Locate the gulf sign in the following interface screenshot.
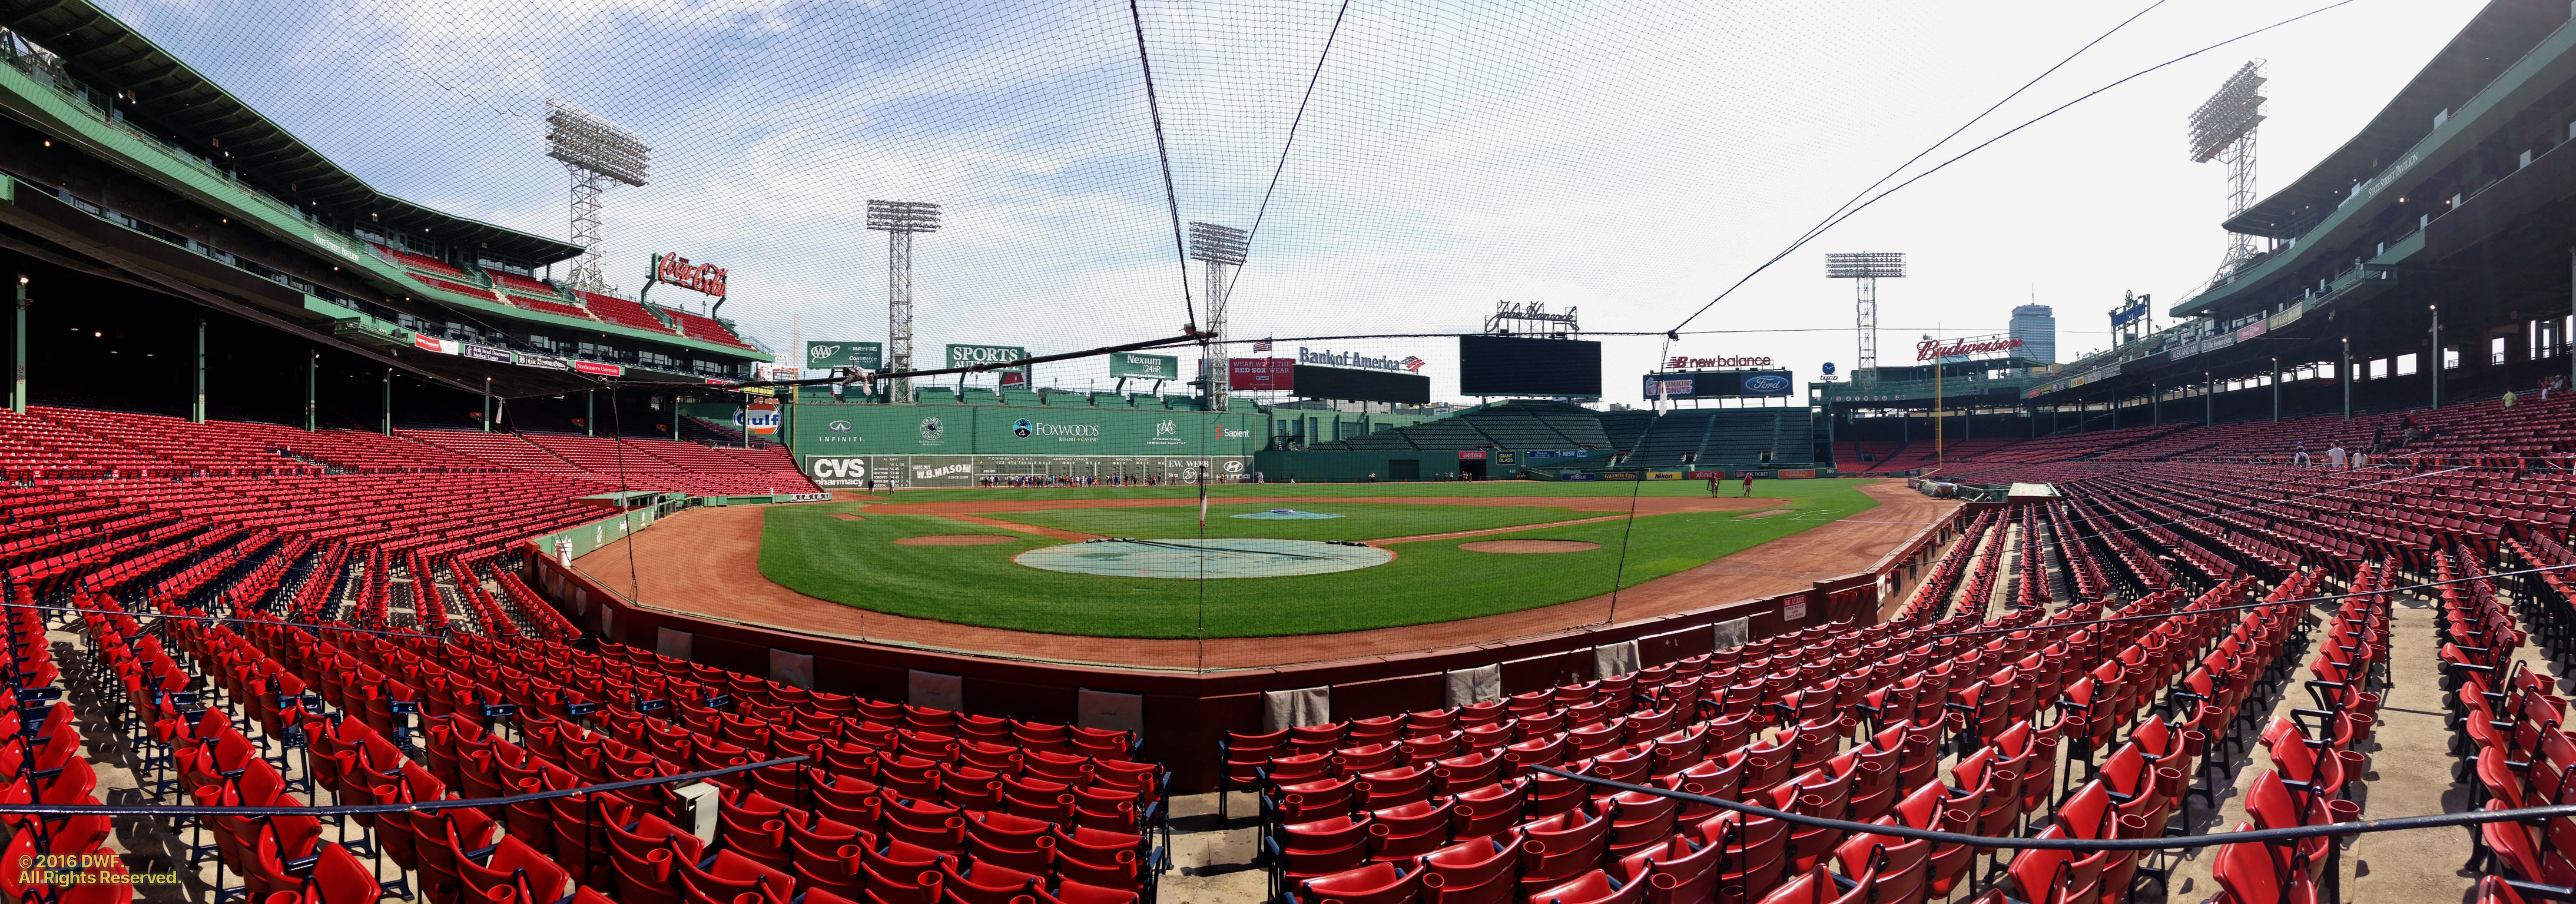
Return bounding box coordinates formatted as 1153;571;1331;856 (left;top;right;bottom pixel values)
737;401;781;436
654;253;728;297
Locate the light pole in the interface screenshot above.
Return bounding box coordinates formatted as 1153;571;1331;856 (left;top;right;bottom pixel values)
1188;222;1249;411
1827;252;1907;388
867;201;941;404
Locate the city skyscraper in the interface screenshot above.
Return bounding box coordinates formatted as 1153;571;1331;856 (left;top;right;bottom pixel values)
2010;303;2057;364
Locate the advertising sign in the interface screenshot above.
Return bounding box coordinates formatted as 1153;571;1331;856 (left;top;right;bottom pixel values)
805;341;883;370
572;360;622;377
652;253;728;297
1458;450;1488;460
1108;352;1181;380
1665;355;1774;368
738;401;781;436
947;344;1030;377
1229;358;1294;391
2110;298;2148;330
1643;370;1793;398
1298;347;1423;373
1915;336;2023;361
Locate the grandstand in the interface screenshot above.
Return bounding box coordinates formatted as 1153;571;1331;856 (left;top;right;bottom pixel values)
1598;407;1814;468
3;0;2576;902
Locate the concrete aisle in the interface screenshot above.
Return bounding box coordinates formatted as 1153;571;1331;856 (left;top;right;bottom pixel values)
2344;588;2479;902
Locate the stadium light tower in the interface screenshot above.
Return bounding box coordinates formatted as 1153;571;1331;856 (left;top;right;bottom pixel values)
867;201;941;404
1825;252;1906;387
543;101;650;293
1188;222;1249;409
2189;61;2267;285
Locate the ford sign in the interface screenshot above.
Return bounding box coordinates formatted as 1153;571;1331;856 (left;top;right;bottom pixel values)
1742;374;1792;394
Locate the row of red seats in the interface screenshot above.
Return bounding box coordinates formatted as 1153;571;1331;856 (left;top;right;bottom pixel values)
1271;572;2267;904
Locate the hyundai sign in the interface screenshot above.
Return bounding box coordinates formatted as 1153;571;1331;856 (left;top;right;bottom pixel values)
1642;369;1795;399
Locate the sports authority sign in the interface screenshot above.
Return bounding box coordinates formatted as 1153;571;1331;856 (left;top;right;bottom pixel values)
805;341;883;370
1916;336;2023;361
651;253;727;297
947;344;1030;377
1665;355;1773;368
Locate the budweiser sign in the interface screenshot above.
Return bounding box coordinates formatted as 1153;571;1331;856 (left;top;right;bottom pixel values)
653;253;728;297
1665;355;1773;368
1917;337;2023;361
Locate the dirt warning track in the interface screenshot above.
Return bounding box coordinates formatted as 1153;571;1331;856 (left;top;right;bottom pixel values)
573;480;1957;670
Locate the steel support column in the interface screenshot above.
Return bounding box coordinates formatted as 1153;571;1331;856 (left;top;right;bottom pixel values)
2431;305;2442;410
303;347;316;432
380;368;393;436
2342;339;2352;420
8;274;23;415
191;311;205;424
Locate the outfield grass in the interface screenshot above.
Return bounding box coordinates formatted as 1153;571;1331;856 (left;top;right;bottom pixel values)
757;478;1887;637
992;501;1600;541
876;477;1874;503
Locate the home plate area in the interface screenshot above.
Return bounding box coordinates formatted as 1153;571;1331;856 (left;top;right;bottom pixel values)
1013;537;1392;578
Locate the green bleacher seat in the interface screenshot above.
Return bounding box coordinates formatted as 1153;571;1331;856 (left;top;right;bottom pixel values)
1090;392;1129;407
914;387;960;404
960;388;1001;406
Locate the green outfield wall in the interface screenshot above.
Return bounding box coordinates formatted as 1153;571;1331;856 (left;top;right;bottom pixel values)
788;403;1269;488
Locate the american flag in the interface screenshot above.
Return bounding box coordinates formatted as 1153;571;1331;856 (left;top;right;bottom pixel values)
1252;337;1273;352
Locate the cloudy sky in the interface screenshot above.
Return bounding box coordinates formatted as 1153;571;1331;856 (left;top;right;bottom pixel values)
95;0;2488;403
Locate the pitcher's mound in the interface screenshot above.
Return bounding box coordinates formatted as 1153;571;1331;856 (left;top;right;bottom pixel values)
1460;540;1600;554
896;535;1016;546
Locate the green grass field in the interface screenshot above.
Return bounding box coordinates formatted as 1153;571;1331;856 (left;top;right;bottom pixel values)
996;501;1602;541
756;478;1885;638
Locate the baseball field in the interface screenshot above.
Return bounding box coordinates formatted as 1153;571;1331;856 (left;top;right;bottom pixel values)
751;478;1888;638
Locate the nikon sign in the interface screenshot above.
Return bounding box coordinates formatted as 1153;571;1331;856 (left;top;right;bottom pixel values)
947;344;1029;375
1108;352;1180;380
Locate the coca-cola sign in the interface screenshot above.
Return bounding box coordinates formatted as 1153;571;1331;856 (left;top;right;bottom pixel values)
652;253;728;297
1916;336;2023;361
